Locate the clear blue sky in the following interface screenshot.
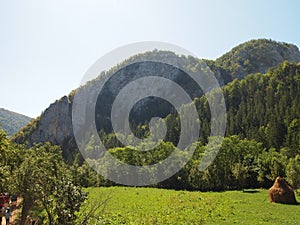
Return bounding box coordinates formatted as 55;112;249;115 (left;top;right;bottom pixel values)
1;0;300;118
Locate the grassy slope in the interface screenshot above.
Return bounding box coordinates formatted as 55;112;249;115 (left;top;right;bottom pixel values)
84;187;300;225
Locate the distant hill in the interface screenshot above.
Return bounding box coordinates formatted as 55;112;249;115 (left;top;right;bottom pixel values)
11;39;300;159
0;108;32;137
214;39;300;79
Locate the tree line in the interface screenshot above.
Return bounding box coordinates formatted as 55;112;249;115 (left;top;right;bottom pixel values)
78;135;300;192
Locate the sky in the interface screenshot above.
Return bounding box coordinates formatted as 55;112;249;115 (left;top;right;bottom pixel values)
1;0;300;118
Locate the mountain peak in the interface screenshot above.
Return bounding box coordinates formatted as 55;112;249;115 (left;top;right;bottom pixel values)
215;39;300;79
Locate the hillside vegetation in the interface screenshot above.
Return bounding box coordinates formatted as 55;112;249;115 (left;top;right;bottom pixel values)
73;62;300;191
12;39;300;158
215;39;300;79
0;108;32;137
9;39;300;191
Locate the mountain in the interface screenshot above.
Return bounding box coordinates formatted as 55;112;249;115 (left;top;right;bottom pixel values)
214;39;300;79
0;108;32;137
11;39;300;159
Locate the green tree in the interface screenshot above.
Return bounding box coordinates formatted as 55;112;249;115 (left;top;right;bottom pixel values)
286;154;300;189
0;129;10;192
286;119;300;154
13;143;87;225
257;148;287;184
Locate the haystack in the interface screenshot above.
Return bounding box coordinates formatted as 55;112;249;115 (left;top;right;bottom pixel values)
269;176;297;204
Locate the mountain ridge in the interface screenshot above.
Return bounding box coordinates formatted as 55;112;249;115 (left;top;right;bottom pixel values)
212;39;300;80
11;39;300;159
0;108;32;137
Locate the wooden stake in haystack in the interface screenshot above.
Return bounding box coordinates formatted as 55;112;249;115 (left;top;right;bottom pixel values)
269;176;297;204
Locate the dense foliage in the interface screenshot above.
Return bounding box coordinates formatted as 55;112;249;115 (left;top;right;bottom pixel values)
81;135;300;191
150;62;300;155
71;61;300;191
0;129;102;225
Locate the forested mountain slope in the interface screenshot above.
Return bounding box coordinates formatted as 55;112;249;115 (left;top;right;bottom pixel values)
11;39;300;161
0;108;32;137
196;61;300;154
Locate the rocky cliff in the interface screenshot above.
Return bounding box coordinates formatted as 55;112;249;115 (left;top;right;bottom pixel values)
11;39;300;158
11;96;73;149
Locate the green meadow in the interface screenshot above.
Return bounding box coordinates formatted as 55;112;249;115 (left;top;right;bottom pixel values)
83;187;300;225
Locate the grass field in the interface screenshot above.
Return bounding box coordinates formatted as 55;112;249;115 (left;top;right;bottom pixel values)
83;187;300;224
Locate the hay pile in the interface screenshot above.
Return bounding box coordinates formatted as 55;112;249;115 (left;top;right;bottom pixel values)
269;176;297;204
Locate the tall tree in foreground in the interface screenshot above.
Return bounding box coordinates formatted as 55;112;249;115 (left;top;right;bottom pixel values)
13;143;87;225
0;129;10;192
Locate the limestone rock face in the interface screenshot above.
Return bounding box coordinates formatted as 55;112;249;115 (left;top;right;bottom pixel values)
13;61;203;152
13;96;74;148
33;96;73;145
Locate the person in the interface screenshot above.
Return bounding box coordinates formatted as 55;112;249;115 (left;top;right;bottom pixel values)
1;206;5;224
5;206;11;225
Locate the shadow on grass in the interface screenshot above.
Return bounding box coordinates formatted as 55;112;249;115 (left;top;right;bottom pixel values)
242;189;260;194
272;201;300;206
